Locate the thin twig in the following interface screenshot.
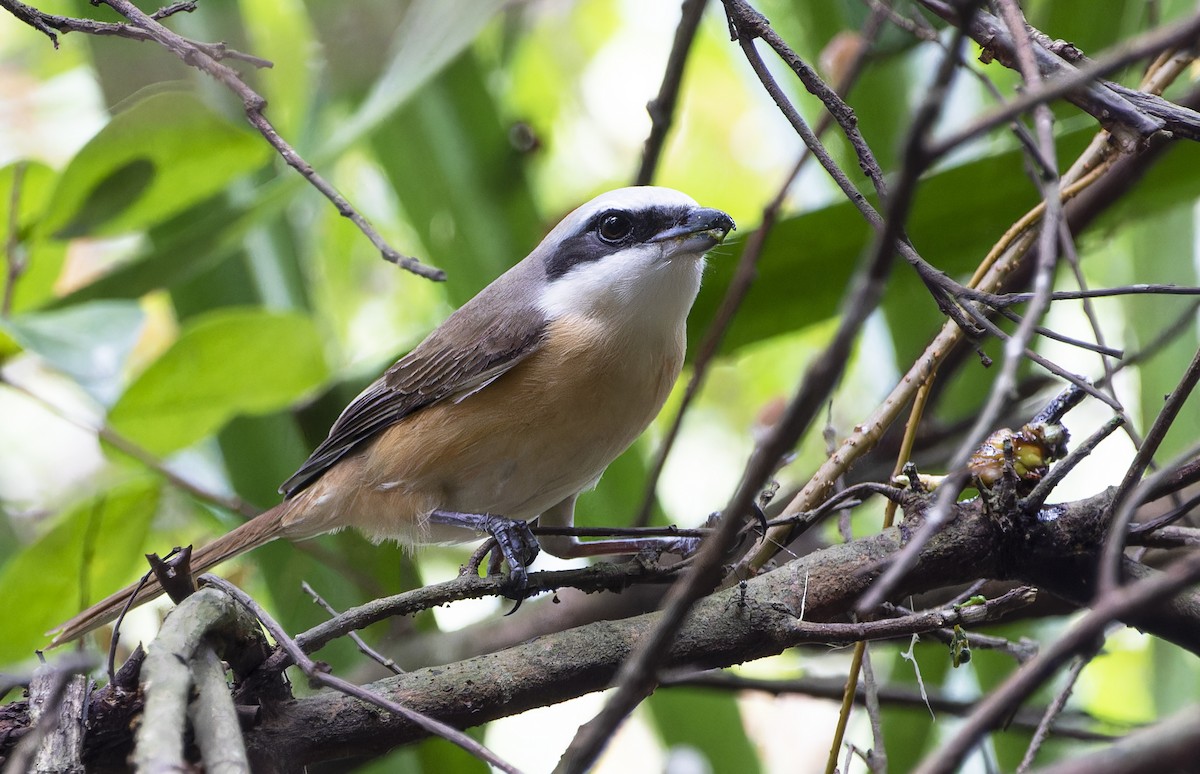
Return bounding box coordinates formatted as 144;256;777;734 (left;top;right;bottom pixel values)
919;3;1200;158
1100;346;1200;593
859;645;886;773
1021;416;1125;512
1016;656;1089;772
635;0;708;185
856;0;1078;614
300;581;403;675
0;0;262;64
275;558;687;666
77;0;442;280
636;3;892;527
912;550;1200;774
557;8;930;770
659;670;1114;741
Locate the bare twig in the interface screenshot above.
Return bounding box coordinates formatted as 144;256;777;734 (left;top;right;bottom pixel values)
557;6;938;768
635;0;708;185
1100;346;1200;592
271;558;686;667
0;0;262;64
884;599;1040;663
1032;705;1200;774
636;3;891;527
912;550;1200;774
1021;416;1125;512
858;0;1071;616
1016;656;1089;772
300;581;403;675
859;646;886;773
919;2;1200;157
660;670;1113;741
3;0;443;280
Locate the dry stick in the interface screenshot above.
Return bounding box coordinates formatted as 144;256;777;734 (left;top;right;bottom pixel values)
635;3;891;527
852;0;1200;612
272;558;686;669
1020;416;1125;512
635;0;708;186
1099;344;1200;593
1;0;183;47
1033;705;1200;774
0;0;269;66
1131;489;1200;536
884;600;1039;663
727;0;891;200
555;6;914;769
919;3;1200;160
1015;656;1089;773
960;160;1113;291
993;284;1200;305
725;0;969;317
860;0;1072;614
1133;525;1200;548
991;304;1122;357
825;373;936;774
150;2;198;21
1057;213;1121;405
660;671;1114;741
776;0;985;632
741;219;1024;577
300;581;403;675
732;0;977;574
88;0;442;280
912;550;1200;774
200;575;521;774
859;645;886;773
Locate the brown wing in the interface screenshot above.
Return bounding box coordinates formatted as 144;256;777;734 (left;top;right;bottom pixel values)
280;301;547;497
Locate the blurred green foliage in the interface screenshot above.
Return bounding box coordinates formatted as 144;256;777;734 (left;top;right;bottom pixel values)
1;0;1199;771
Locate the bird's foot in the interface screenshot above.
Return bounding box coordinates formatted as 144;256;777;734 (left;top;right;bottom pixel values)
429;510;540;600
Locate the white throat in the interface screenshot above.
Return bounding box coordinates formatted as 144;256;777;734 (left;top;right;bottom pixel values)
536;246;706;337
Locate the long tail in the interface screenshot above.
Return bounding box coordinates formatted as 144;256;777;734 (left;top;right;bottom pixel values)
50;504;289;646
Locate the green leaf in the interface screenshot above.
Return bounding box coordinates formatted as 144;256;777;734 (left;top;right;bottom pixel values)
648;686;761;774
52;158;155;238
41;89;268;238
0;478;160;667
0;161;65;313
107;308;329;455
372;52;541;304
323;0;510;160
0;301;144;405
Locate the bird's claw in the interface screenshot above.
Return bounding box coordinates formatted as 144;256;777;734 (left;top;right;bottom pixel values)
480;514;539;605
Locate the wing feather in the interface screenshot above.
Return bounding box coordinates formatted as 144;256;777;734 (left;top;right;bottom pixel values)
280;301;546;497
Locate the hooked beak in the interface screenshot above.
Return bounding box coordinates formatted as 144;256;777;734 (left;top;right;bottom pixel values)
650;207;736;253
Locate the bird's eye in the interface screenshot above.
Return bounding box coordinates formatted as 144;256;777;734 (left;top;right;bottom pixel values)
597;212;634;243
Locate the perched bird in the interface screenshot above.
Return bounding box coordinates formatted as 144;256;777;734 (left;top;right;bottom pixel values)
53;186;734;644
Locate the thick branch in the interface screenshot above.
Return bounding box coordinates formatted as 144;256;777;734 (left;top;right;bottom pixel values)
226;489;1200;767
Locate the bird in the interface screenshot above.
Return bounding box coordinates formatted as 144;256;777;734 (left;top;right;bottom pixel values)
52;186;735;644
